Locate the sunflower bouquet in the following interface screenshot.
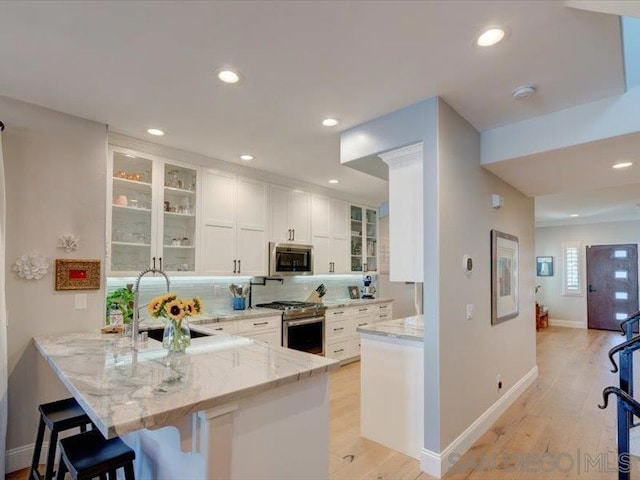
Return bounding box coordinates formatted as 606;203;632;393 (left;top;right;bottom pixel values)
147;293;203;352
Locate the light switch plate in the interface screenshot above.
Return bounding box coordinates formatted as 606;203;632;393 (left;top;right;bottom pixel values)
466;304;473;320
74;293;88;310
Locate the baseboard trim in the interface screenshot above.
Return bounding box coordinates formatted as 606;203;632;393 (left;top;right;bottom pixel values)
548;319;584;329
5;441;46;474
420;365;539;478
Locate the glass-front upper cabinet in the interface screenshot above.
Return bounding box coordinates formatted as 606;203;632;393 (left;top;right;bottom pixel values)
160;163;197;273
350;205;378;273
109;151;154;273
107;148;199;275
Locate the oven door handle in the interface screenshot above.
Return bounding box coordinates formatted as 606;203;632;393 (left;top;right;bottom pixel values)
285;317;324;327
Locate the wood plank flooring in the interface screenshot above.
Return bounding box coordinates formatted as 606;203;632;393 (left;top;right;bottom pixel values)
7;327;631;479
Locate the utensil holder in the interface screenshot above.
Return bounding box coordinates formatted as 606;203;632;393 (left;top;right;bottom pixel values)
232;297;246;310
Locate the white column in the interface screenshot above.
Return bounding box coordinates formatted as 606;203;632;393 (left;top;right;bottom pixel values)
198;403;238;480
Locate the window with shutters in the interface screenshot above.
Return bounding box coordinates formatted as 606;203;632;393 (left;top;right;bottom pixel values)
562;242;582;296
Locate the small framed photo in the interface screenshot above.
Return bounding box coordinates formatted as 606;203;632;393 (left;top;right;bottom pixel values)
536;256;554;277
348;285;360;299
55;259;101;291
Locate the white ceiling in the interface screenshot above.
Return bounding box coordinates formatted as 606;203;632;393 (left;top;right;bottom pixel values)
0;1;625;206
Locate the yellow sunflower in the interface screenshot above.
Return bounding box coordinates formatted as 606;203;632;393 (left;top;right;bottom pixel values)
182;299;195;317
163;292;177;303
192;296;203;314
147;296;164;316
165;299;184;321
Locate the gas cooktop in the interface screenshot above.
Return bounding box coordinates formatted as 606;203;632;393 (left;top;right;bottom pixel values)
256;301;320;311
256;301;326;320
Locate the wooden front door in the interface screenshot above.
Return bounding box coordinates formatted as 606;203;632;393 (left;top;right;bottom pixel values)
587;244;639;331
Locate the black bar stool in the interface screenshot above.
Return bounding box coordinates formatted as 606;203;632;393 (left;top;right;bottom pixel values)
30;397;93;480
56;429;135;480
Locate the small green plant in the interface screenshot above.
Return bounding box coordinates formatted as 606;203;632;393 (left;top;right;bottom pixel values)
106;284;134;324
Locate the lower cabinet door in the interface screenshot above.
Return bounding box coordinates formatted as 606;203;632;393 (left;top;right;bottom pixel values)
326;340;351;360
244;329;281;346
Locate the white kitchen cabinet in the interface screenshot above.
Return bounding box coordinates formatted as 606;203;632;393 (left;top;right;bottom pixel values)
201;170;268;276
238;315;282;346
270;186;311;244
324;301;393;361
379;143;423;282
350;205;378;273
107;147;200;275
311;196;349;274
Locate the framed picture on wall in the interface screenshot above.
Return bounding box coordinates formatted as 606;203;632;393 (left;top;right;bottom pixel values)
536;256;554;277
491;230;519;325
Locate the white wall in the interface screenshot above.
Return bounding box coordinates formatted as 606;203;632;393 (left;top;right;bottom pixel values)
436;99;536;449
535;220;640;328
0;95;107;470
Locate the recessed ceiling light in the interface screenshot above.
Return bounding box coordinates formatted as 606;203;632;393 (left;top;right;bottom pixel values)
240;154;254;161
570;214;580;218
328;179;339;184
322;118;339;127
613;162;633;169
217;69;242;84
475;27;507;47
512;85;536;100
147;128;165;136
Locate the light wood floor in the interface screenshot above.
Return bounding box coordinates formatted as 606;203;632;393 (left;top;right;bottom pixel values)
7;327;631;479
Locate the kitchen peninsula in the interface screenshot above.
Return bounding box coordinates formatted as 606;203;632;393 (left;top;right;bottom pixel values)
358;316;424;459
34;330;339;480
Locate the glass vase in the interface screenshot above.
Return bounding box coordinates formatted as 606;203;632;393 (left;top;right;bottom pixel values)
162;318;191;353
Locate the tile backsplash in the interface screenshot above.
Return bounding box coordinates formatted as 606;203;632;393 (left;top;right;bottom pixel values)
106;274;376;319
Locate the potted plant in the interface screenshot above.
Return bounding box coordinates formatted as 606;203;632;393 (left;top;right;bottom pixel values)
105;284;134;324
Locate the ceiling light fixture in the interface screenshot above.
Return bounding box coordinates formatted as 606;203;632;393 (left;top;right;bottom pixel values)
217;69;242;84
147;128;165;136
475;27;507;47
613;162;633;169
322;118;339;127
570;214;580;218
512;85;536;100
328;179;339;184
240;154;254;161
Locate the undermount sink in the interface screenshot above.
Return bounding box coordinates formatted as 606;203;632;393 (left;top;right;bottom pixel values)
144;327;210;342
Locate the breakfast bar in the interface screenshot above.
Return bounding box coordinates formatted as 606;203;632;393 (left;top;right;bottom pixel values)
34;331;339;480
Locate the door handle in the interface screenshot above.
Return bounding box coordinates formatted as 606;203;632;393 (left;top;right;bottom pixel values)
237;259;241;274
588;284;596;293
233;259;237;274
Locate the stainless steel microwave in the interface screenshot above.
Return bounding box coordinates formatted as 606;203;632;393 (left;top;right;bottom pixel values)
269;242;314;276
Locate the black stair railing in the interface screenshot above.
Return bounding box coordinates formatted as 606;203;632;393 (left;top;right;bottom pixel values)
599;387;640;480
620;311;640;341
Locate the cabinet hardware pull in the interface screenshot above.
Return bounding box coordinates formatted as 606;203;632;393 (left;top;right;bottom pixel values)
292;229;295;241
334;327;344;331
359;308;367;312
335;312;343;315
254;321;269;326
238;259;241;274
358;323;367;326
288;229;292;241
158;257;163;271
152;257;156;269
214;327;223;331
334;348;344;353
380;305;388;309
233;260;237;274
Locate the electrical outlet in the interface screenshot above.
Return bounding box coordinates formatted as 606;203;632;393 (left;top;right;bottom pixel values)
303;281;309;290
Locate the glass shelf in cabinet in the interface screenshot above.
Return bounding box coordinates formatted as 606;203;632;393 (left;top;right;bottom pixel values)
164;186;196;195
112;205;152;213
111;241;152;247
113;177;152;188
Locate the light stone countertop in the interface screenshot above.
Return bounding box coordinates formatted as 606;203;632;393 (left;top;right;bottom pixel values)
322;298;394;308
357;315;424;342
34;331;339;439
138;307;283;330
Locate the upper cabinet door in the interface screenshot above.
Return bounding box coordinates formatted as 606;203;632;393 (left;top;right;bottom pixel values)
108;149;155;274
311;195;330;238
202;170;237;227
330;237;349;274
237;178;268;231
313;236;330;274
160;162;198;273
329;199;349;239
270;186;290;242
289;189;310;244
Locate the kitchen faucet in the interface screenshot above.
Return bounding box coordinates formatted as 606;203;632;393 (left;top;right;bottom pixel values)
132;257;171;343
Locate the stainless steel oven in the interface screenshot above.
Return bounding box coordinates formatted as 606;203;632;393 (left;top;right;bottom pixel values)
255;301;326;355
269;242;313;276
283;316;325;356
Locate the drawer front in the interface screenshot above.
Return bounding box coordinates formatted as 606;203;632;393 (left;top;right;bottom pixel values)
326;318;350;342
238;315;281;334
378;302;393;314
354;305;373;316
244;329;281;346
206;321;239;334
327;308;352;322
325;340;351;361
352;316;372;332
378;312;392;323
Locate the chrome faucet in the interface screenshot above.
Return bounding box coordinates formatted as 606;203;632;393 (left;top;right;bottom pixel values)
132;257;171;343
